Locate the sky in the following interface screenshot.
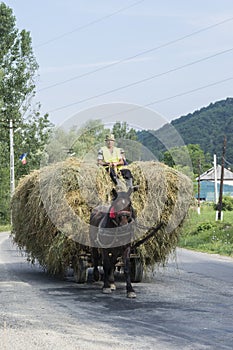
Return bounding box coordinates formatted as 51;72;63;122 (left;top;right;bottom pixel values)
3;0;233;131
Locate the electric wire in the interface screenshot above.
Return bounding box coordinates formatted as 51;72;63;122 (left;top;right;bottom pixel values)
39;16;233;92
48;47;233;112
112;76;233;120
35;0;145;48
223;157;233;167
144;77;233;108
48;76;233;123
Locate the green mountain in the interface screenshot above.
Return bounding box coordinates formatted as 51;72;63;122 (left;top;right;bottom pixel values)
137;97;233;166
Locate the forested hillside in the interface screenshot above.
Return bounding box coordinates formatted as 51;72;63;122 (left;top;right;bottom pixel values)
137;98;233;166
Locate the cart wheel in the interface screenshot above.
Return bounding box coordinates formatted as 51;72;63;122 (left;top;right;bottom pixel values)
130;256;143;283
73;258;88;283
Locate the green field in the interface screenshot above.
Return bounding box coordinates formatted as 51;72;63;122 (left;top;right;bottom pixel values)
179;203;233;257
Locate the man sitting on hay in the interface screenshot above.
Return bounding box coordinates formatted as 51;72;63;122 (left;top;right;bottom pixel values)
97;134;136;190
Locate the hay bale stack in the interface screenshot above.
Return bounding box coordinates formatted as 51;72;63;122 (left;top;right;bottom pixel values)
128;161;193;266
11;158;193;275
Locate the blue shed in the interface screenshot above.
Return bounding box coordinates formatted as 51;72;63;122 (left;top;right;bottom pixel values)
196;165;233;201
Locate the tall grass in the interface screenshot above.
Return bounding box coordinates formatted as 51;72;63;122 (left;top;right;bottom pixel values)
179;203;233;257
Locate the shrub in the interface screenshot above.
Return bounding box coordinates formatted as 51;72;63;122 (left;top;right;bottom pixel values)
197;222;215;232
213;196;233;211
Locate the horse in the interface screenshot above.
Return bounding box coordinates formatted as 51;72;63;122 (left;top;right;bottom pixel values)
89;187;137;298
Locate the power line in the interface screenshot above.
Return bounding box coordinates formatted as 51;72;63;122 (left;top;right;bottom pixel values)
223;157;233;167
35;0;145;48
91;76;233;121
82;76;233;121
48;47;233;112
145;76;233;107
39;15;233;92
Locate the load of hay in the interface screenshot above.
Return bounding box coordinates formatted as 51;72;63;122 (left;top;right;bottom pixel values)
11;158;193;276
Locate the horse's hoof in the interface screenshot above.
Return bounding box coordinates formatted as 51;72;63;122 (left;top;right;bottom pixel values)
110;283;116;291
102;287;112;294
127;291;136;298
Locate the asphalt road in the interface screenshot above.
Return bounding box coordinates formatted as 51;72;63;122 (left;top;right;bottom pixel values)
0;231;232;350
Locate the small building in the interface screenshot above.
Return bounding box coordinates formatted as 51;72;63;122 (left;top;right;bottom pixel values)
196;165;233;201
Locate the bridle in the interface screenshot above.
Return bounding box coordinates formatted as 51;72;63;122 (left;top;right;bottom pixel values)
95;204;134;248
109;206;133;226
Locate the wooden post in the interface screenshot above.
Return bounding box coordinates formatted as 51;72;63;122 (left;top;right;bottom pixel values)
197;159;201;214
9;119;15;197
213;154;218;204
217;136;226;221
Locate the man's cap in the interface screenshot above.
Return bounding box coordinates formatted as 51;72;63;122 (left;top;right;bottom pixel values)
105;134;115;141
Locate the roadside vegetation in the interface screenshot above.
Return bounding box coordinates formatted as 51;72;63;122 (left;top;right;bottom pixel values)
0;225;11;232
179;197;233;257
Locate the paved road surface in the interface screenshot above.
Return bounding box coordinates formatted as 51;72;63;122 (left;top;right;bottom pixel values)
0;232;232;350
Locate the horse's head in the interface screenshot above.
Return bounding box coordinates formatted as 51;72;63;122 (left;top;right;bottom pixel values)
109;188;136;226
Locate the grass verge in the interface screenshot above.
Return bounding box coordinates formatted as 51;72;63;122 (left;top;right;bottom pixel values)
179;203;233;257
0;225;11;232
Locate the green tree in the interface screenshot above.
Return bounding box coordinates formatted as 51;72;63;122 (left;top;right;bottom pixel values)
138;98;233;165
14;110;53;178
45;120;141;166
187;144;211;175
112;121;137;140
0;3;53;223
0;3;38;122
112;121;144;163
44;120;110;164
74;119;110;158
163;144;212;177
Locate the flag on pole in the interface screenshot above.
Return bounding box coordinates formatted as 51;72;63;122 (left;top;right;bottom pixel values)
19;153;28;165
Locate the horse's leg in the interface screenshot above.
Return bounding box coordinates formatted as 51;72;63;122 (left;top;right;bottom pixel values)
92;248;100;281
89;221;101;282
102;249;112;294
123;246;136;298
108;252;117;291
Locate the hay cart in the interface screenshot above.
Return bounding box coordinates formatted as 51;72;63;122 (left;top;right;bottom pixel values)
11;159;193;282
71;223;164;284
72;250;144;284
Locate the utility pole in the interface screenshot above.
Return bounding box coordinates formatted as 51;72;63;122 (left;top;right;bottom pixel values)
197;159;201;214
9;119;15;197
217;136;226;221
213;154;218;204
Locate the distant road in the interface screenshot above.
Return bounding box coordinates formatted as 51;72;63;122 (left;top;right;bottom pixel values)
174;247;233;282
0;232;232;350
